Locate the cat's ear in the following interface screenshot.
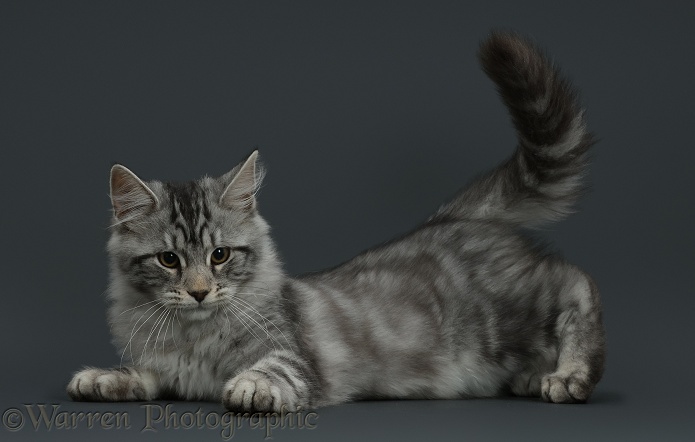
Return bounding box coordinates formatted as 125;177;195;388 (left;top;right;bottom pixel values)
219;150;263;212
110;164;159;222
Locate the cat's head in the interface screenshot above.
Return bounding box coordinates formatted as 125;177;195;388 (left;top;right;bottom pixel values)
106;151;282;321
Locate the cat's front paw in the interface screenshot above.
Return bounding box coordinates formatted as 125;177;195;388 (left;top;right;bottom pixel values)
67;367;156;402
222;370;298;413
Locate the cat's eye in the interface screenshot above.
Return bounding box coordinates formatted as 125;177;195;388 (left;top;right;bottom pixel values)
158;251;180;268
210;247;231;265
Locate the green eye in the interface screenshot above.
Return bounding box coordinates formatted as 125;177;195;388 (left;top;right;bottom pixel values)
158;251;180;268
211;247;230;265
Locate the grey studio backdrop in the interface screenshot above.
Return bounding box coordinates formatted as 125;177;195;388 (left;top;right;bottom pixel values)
1;1;693;441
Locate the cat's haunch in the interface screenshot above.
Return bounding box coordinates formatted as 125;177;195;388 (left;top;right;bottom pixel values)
68;32;605;410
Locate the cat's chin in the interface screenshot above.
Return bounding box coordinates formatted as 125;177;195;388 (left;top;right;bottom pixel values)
179;306;215;321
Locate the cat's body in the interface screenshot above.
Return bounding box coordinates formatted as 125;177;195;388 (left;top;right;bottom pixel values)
68;32;605;410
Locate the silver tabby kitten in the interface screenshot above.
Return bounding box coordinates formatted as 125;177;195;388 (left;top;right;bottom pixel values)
68;32;605;410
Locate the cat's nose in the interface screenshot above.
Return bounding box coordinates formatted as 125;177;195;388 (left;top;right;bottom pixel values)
188;290;209;303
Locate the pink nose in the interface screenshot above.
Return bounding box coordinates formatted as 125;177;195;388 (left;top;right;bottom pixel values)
188;290;209;303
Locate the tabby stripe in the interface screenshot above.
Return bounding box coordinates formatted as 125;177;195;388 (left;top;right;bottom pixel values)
264;362;302;391
198;222;208;247
169;199;178;223
273;354;303;372
279;282;323;396
174;222;189;243
201;198;212;221
249;368;298;393
130;254;155;268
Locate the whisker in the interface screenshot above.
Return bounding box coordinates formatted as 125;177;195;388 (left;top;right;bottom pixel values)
162;309;174;352
117;299;160;317
139;307;168;366
221;307;233;340
171;310;180;349
224;305;274;351
228;298;310;385
175;308;183;329
230;286;278;294
229;296;294;352
235;285;276;294
225;304;268;346
227;298;288;353
153;309;170;368
218;288;275;299
128;301;163;328
121;303;165;367
229;291;275;299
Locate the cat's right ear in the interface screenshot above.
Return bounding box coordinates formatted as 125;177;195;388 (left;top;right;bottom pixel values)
219;150;263;213
110;164;159;223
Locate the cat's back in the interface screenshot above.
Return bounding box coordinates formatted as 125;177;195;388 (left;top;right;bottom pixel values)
299;218;545;300
286;220;553;404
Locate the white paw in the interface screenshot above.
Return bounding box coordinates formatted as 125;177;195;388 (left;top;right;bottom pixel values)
67;367;153;401
222;370;297;412
541;372;592;403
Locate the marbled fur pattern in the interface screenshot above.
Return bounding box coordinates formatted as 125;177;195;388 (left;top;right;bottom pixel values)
68;32;605;410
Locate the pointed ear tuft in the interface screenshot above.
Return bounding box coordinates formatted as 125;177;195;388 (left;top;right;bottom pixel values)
219;150;263;212
110;164;159;222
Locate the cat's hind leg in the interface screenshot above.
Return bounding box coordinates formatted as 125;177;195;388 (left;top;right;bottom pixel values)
67;366;159;401
541;269;605;403
508;347;558;398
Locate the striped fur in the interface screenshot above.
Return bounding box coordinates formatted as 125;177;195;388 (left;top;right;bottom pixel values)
435;32;594;227
68;32;605;410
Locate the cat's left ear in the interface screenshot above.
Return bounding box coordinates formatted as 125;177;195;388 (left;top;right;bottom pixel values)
110;164;159;223
219;150;263;212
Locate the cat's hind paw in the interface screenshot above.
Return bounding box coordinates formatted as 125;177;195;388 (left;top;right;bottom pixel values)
541;372;593;404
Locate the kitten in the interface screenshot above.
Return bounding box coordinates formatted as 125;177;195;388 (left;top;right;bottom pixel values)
67;32;605;411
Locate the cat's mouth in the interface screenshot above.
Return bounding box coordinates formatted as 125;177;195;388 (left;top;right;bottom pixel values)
174;302;217;320
171;298;230;319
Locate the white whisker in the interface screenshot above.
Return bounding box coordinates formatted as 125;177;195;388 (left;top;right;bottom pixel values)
139;307;168;366
117;299;159;317
224;305;274;351
162;309;174;352
120;302;165;367
229;296;294;352
153;309;171;368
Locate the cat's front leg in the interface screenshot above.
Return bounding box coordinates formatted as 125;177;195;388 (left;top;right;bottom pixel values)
67;366;159;401
223;351;312;412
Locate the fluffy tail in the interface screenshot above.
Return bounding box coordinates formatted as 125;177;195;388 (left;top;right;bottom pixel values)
434;32;594;227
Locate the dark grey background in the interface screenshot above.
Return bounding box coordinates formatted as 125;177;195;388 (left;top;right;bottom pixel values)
1;1;693;441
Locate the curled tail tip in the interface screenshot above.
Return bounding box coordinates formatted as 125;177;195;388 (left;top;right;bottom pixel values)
478;31;533;59
477;31;572;109
479;31;589;150
478;31;547;79
434;32;596;227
